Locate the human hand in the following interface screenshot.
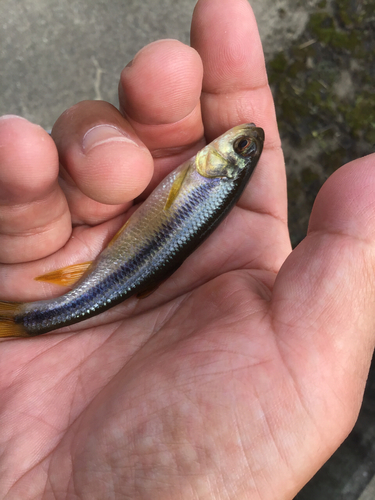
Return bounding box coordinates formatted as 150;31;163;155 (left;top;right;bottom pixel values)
1;0;375;498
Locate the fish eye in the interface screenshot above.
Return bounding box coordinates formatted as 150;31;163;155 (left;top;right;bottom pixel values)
234;137;257;157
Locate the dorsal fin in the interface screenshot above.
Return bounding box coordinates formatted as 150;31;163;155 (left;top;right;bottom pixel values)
107;218;131;247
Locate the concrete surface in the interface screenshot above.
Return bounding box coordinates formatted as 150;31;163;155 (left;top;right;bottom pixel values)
0;0;196;128
1;1;374;499
358;474;375;500
0;0;318;129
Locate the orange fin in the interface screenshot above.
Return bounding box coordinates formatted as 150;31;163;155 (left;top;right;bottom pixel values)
164;164;190;211
35;262;92;287
0;301;29;338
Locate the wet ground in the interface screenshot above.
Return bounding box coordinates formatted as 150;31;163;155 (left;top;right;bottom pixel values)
1;0;375;498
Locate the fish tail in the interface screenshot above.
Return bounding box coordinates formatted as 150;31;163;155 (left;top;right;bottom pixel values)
0;301;29;338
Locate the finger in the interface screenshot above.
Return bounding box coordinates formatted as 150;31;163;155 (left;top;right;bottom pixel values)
0;115;71;263
191;0;289;246
191;0;278;142
272;154;375;448
52;100;154;225
119;39;205;195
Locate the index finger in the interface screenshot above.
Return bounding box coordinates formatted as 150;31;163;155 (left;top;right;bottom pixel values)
191;0;288;229
191;0;276;142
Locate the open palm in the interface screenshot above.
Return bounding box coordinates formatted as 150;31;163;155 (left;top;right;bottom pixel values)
1;0;375;498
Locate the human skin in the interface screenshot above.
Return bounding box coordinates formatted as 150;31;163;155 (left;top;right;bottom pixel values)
0;0;375;498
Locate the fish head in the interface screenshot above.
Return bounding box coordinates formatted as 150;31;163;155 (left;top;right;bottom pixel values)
195;123;264;179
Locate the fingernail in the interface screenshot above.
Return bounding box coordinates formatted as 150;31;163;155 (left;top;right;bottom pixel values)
82;125;139;153
0;114;29;123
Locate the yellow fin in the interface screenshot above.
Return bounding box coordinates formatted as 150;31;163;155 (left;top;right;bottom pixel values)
35;262;92;287
0;302;28;338
164;164;190;211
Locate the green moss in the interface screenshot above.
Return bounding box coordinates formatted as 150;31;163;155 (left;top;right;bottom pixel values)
268;52;288;76
335;0;368;27
319;148;347;176
345;93;375;143
267;0;374;245
301;168;321;188
309;12;360;49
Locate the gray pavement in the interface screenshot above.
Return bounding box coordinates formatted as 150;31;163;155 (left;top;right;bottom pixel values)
1;1;374;499
0;0;196;128
0;0;314;129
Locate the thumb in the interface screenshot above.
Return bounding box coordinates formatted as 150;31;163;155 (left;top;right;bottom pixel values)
272;153;375;447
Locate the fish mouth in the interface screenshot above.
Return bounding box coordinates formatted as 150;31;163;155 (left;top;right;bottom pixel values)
253;126;265;142
244;124;265;157
239;123;265;143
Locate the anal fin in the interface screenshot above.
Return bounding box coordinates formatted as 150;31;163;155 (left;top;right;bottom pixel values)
136;282;161;299
136;261;183;299
35;262;92;287
108;218;131;247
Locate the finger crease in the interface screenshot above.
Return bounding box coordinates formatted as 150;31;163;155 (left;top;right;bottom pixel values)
151;139;205;159
236;204;288;227
201;81;269;97
1;212;68;239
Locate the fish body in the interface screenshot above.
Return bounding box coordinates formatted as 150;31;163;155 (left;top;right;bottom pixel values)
0;124;264;337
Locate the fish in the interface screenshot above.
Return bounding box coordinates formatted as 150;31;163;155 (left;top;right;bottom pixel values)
0;123;264;338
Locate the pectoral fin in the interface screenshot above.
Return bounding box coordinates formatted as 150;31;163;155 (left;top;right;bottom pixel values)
164;164;190;211
35;262;93;287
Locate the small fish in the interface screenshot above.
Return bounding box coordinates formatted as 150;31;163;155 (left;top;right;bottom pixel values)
0;123;264;337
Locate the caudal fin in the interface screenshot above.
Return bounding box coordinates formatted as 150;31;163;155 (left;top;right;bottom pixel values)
0;302;28;338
